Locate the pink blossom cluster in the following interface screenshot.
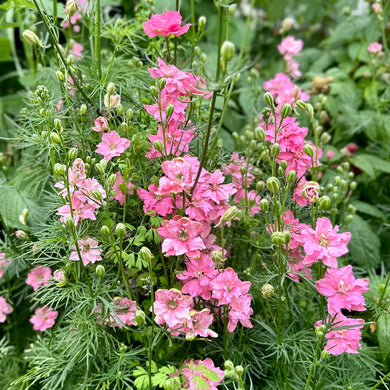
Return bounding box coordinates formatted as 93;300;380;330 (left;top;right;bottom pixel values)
263;73;309;107
0;296;13;322
0;253;11;278
56;158;106;226
30;306;58;331
277;36;303;78
259;114;322;180
144;58;211;159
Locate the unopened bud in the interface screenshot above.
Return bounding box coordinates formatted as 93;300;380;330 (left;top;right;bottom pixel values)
221;41;235;62
256;181;265;192
139;246;153;263
260;198;269;212
255;127;265;141
126;108;134;121
235;365;244;375
270;143;281;158
108;173;117;187
319;195;331;210
220;206;240;223
66;0;77;17
22;30;41;46
211;250;224;265
266;177;280;194
165;104;174;118
149;86;159;98
264;92;275;108
158;78;166;90
79;104;87;115
121;122;128;133
65;217;75;229
54;269;67;287
54;118;62;130
296;100;307;110
350;181;357;190
304;144;314;158
100;225;110;236
198;16;206;29
68;148;78;160
271;231;285;245
135;309;146;326
96;265;105;276
321;350;329;359
54;163;65;177
115;223;126;237
107;82;116;96
91;189;103;200
153;140;163;152
56;70;65;81
261;284;274;298
228;4;237;14
116;104;124;116
283;230;291;245
280;103;291;119
345;214;353;224
224;360;234;370
15;230;28;240
286;170;297;183
50;132;61;143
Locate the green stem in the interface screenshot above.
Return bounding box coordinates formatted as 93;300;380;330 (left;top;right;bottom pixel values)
216;5;224;81
95;0;102;81
304;339;321;390
52;0;57;26
370;371;390;390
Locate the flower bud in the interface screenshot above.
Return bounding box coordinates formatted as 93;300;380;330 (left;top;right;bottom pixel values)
165;104;174;118
277;167;284;176
68;148;78;160
221;41;235;62
65;217;75;229
66;0;77;17
107;82;116;96
116;104;124;116
135;309;146;326
296;100;307;110
280;103;291;119
198;16;206;29
15;230;28;240
271;231;285;245
261;283;274;298
79;104;87;115
115;223;126;237
283;230;291;245
266;177;280;194
91;189;103;200
108;173;117;187
54;118;62;130
121;122;128;133
54;163;65;177
332;193;339;201
153;140;163;152
303;144;314;158
256;181;265;192
50;132;61;143
211;250;224;265
220;206;240;223
96;265;105;276
270;143;281;158
319;195;331;210
224;360;234;370
228;4;237;14
149;86;159;98
255;127;265;141
56;70;65;81
158;78;166;90
302;181;320;203
345;214;353;224
100;225;110;236
260;198;269;212
22;30;41;46
139;246;153;263
321;350;329;360
235;365;244;375
286;170;297;184
54;269;67;287
126;108;134;121
263;92;275;108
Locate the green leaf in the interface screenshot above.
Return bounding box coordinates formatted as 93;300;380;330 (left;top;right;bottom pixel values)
350;154;390;178
0;0;34;10
350;200;384;219
132;366;147;378
134;375;149;390
348;214;380;269
123;252;135;268
192;375;210;389
377;313;390;354
0;36;11;61
151;372;168;387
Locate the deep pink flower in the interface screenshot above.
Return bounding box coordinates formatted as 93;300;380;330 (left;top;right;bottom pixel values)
278;36;303;60
92;116;109;132
316;265;369;315
143;11;190;37
158;215;205;258
228;293;253;332
95;131;130;162
30;306;58;331
69;237;102;266
0;297;13;322
200;169;236;204
153;288;193;328
300;217;351;267
211;267;251;305
26;266;52;291
137;183;175;216
323;313;364;355
111;172;135;205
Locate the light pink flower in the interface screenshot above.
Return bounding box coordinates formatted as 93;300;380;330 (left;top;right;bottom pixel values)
70;41;84;57
368;42;382;54
111;172;135;205
0;253;11;278
26;266;52;291
211;267;251;305
182;358;224;390
326;150;335;159
300;218;351;268
301;181;320;203
69;237;102;266
92;116;109;132
95;131;131;162
228;293;253;332
323;313;364;355
137;183;175;216
104;93;121;109
57;196;96;226
0;297;13;323
158;215;205;258
153;288;193;328
53;269;67;285
372;2;382;14
110;298;138;328
181;308;218;339
278;36;303;60
286;58;301;78
316;265;369;315
30;306;58;331
142;10;190;37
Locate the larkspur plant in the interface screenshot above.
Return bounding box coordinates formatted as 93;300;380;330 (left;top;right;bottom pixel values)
0;0;389;389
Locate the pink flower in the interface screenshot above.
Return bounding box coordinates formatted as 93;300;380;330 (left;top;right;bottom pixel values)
57;196;96;226
111;172;135;205
110;298;138;328
137;183;175;216
368;42;382;54
182;358;224;390
30;306;58;331
157;216;205;258
341;142;358;157
104;93;121;108
182;308;218;339
228;294;253;332
316;265;369;315
278;36;303;60
95;131;131;162
26;266;52;291
211;267;251;305
0;297;13;323
143;11;190;37
301;181;320;203
92;116;109;132
286;58;301;78
70;41;84;57
372;2;382;14
69;237;102;266
53;269;67;286
300;217;351;267
324;313;364;355
326;150;335;159
153;288;193;327
0;253;11;278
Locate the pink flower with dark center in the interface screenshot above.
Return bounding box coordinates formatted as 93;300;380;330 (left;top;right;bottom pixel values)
300;217;351;268
143;11;190;37
95;131;130;162
69;237;102;266
227;293;253;332
177;254;218;300
158;215;205;258
111;172;135;205
0;253;11;278
153;288;193;327
26;266;52;291
30;306;58;331
323;313;364;355
92;116;109;132
278;36;303;60
316;265;369;315
211;267;251;305
137;183;175;217
110;298;138;328
0;297;13;323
